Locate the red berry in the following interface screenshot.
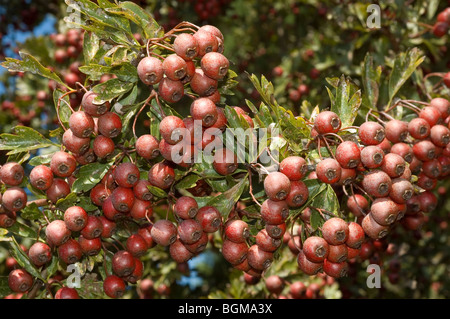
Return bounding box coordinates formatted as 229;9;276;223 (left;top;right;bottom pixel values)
30;165;54;191
98;112;122;138
359;121;385;145
408;118;430;139
151;220;177;246
360;145;384;168
78;236;102;256
316;158;342;184
50;151;77;178
136;135;159;159
314;111;341;134
247;244;273;271
419;106;442;127
174;196;198;220
190;98;218;128
286;181;309;208
8;269;33;293
195;206;222;233
93;135;115;159
58;239;82;264
113;162;140;188
46;179;71;204
200;52;229;80
264;172;291;201
173;33;198;60
362;213;389;239
103;275;126;299
158;78;184;103
303;236;329;263
69;111;94;138
55;287;79;299
64;206;88;232
297;250;323;275
81;91;110;117
112;250;135;277
221;239;248;265
322;218;349;245
148;162;175;189
28;242;52;267
190;68;218;96
137;56;163;85
279;156;307;181
362;170;392;198
111;187;135;213
260;199;289;225
336;141;361;168
0;162;24;186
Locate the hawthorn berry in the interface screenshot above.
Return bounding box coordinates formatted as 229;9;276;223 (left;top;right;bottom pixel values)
0;162;24;186
316;158;342;184
359;121;385;145
314;111;341;134
137;56;164;85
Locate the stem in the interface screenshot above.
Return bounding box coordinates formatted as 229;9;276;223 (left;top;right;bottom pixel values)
133;92;155;139
323;133;344;144
352;183;374;203
247;169;262;208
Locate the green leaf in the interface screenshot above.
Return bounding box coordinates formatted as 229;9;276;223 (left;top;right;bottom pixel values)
362;53;381;110
28;153;55;166
116;1;163;39
0;126;58;155
175;174;201;190
83;32;100;65
387;48;425;108
53;89;71;129
21;203;43;221
79;62;138;83
310;209;323;231
92;78;134;103
72;162;113;193
1;52;69;90
45;256;60;280
9;237;44;281
206;176;249;218
0;277;13;298
310;184;340;216
330;75;362;128
7;221;38;239
147;185;168;199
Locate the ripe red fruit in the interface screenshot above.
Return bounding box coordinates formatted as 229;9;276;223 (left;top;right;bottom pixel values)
1;187;27;212
335;141;361;169
99;216;116;238
124;258;144;284
81;91;110;117
286;181;309;208
173;33;198;60
46;179;71;203
101;198;123;222
129;198;152;221
265;275;284;295
111;187;135;213
55;287;79;299
419;106;442;127
264;172;291;201
417;191;437;213
28;242;52;267
193;30;218;57
50;151;77;178
430;98;450;118
417;172;437;190
177;219;203;245
266;223;286;239
126;234;149;257
183;231;208;254
432;22;449;37
112;250;136;277
327;244;348;263
279;156;307;181
103;275;126;299
148;162;175;189
303;236;329;263
136;135;159;159
255;229;281;252
58;239;82;264
90;184;111;207
430;125;450;147
190;98;218;128
347;194;369;217
323;259;348;278
8;269;33;293
80;215;103;239
69;111;94;138
137;56;164;85
163;54;188;81
316;158;342;184
322;218;349;245
64;206;88;232
151;220;177;246
195;206;222;233
360;145;384;168
45;220;71;246
159;115;186;145
201;52;229;80
170;240;193;263
158;77;184;103
381;153;406;178
297;250;323;275
137;224;155;248
390;178;414;204
213;148;238;175
190;68;218;96
362;213;389;239
260;199;289;225
346;222;365;249
314;111;341;134
385;120;409;143
0;162;24;186
412;140;436;161
371;198;400;226
408;118;431;140
98;112;122;138
174;196;198;220
362;170;392;198
222;239;248;265
93;135;115;159
359;121;385;145
247;244;273;271
78;236;102;256
63;129;90;155
113;163;140;188
30;165;54;191
224;219;249;243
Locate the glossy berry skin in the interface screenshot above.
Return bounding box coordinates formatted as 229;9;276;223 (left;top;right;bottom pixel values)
336;141;361;168
190;68;218;97
163;54;187;81
430;98;450;118
81;91;110;117
347;194;369;217
362;213;389;239
323;260;348;278
256;229;281;252
129;198;152;221
303;236;329;263
137;56;163;85
316;158;342;184
419;106;442;127
174;196;198;220
201;52;229;80
370;198;399;226
64;206;88;232
173;33;198;60
314;111;341;134
93;135;115;159
28;242;52;267
327;244;348;263
55;287;79;299
360;145;384;168
90;184;111;207
58;239;82;264
111;187;135;213
99;216;116;238
184;231;208;255
412;140;436;162
131;180;153;202
159;115;186;145
322;218;349;245
195;206;222;233
80;216;103;239
98;112;122;138
381;153;406;178
359;121;385;145
0;162;24;186
177;219;203;245
8;269;33;293
103;275;126;299
151;220;177;246
222;240;248;265
112;250;135;277
286;181;309;208
362;170;392;198
45;220;71;246
124;258;144;284
1;187;27;212
279;156;307;181
170;240;193;264
62;129;90;155
158;78;184;104
260;199;289;225
46;179;71;204
247;244;273;271
213;148;238;176
136;135;160;160
346;222;365;249
297;250;323;276
148;162;175;190
224;220;249;243
408;118;430;140
113;163;140;188
78;236;102;256
50;151;77;178
30;165;54;191
190;98;218;128
193;30;218;57
264;172;291;201
126;234;149;257
430;125;450;147
69;111;94;138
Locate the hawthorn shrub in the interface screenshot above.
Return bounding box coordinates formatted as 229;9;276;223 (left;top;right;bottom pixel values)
0;0;449;299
